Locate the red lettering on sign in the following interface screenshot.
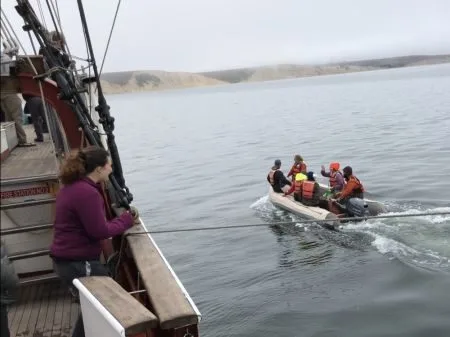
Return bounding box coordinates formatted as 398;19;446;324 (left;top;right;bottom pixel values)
0;186;50;199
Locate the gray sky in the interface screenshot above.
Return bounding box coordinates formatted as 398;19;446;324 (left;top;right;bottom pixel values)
2;0;450;72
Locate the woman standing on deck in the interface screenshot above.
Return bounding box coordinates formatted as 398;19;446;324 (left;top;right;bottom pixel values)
50;146;139;337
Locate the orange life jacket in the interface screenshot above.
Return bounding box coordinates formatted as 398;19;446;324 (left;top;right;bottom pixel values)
290;162;307;178
348;175;365;197
294;180;303;194
268;169;278;185
329;170;343;188
302;181;315;200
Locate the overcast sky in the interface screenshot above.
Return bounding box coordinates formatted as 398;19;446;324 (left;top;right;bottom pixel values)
2;0;450;72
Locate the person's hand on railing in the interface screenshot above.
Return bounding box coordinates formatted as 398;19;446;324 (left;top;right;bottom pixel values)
129;206;140;225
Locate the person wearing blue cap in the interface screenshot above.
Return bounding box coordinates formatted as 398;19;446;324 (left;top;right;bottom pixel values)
267;159;292;193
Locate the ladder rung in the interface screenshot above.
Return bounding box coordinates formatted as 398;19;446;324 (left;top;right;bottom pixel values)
1;223;53;236
0;198;56;210
19;272;59;286
9;249;50;261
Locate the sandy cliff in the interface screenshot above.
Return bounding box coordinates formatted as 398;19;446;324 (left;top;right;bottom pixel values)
100;54;450;94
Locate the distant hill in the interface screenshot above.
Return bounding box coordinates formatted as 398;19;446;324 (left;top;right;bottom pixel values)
100;70;225;94
100;54;450;94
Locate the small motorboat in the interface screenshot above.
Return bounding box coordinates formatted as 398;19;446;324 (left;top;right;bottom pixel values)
268;183;386;230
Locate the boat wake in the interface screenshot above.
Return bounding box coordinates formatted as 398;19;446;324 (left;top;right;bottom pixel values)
250;195;450;271
344;205;450;271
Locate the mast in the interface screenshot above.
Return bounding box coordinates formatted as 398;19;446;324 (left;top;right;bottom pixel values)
14;0;133;209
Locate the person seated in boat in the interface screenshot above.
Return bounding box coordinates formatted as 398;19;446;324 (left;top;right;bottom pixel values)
267;159;292;193
334;166;367;217
287;155;307;182
283;172;307;201
49;146;140;337
321;162;345;194
300;171;321;207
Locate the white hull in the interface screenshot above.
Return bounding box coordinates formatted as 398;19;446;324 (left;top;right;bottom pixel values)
268;183;386;228
268;187;338;224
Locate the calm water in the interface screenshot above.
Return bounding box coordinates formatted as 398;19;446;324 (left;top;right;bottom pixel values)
108;63;450;337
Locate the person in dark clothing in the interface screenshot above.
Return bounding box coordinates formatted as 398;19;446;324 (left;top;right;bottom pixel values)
267;159;292;193
1;240;19;337
23;94;49;142
50;146;139;337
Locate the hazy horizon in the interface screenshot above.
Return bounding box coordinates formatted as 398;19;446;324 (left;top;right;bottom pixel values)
2;0;450;73
100;53;450;74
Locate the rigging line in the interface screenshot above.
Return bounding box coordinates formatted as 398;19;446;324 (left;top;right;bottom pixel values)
0;11;18;50
0;22;11;45
16;1;102;143
1;6;55;146
125;211;450;235
26;29;37;54
98;0;122;78
44;0;58;32
52;0;61;25
48;0;69;57
1;16;17;48
77;0;133;207
36;0;47;29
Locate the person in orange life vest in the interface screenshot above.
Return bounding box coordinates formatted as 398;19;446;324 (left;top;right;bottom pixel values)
321;162;345;193
283;173;307;201
301;171;321;206
287;155;307;182
335;166;365;203
267;159;292;193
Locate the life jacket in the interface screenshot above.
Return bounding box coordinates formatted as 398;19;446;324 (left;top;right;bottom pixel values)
294;179;303;194
268;169;278;186
290;162;307;178
302;181;315;200
329;170;343;188
348;175;365;198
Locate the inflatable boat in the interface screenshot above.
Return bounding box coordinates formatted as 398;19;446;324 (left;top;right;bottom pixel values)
268;183;386;229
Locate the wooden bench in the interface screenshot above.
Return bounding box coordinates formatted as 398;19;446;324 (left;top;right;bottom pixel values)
75;276;158;335
126;224;201;329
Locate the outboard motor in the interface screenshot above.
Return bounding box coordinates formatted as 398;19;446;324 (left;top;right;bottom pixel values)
346;198;369;217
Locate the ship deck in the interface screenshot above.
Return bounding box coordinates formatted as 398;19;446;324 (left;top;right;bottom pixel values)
7;279;79;337
1;125;59;185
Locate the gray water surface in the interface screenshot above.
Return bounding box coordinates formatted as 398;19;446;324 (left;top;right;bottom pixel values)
108;63;450;337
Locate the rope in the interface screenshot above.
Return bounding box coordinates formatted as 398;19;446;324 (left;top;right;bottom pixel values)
26;29;37;54
1;16;18;52
98;0;122;77
36;0;48;30
52;0;61;27
45;0;60;43
48;0;71;58
126;211;450;235
1;7;54;146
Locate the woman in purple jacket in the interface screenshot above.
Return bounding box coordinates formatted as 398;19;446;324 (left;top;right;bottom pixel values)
50;146;138;337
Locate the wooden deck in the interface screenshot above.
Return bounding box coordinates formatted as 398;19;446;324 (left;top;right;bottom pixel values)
7;280;79;337
1;125;58;184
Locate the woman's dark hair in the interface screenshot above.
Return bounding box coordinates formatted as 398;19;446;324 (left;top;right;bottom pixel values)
59;146;109;185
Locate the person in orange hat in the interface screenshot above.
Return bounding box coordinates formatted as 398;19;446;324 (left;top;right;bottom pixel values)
321;162;344;193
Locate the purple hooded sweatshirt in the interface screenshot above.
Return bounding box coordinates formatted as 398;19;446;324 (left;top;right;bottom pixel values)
50;177;133;261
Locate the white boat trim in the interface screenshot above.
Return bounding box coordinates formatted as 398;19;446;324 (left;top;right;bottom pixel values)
142;218;203;321
73;278;126;337
269;187;338;222
268;182;386;224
